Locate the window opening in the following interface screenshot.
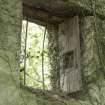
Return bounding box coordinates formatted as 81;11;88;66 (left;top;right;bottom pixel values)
20;20;51;90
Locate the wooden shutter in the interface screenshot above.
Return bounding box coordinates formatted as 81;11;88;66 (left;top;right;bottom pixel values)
59;16;82;93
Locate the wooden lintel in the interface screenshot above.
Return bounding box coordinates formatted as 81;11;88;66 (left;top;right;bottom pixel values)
23;0;105;24
23;4;65;25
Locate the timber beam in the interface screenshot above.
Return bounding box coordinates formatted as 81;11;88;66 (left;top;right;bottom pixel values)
23;0;105;25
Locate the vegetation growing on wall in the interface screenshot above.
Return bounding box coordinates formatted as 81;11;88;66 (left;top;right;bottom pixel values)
47;25;60;90
80;16;105;105
1;0;105;105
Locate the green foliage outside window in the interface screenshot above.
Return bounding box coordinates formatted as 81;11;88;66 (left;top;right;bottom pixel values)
20;20;51;90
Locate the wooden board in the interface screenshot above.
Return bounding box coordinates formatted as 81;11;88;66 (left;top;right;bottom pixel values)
59;16;82;93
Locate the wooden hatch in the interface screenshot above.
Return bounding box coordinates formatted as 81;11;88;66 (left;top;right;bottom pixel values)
59;16;82;93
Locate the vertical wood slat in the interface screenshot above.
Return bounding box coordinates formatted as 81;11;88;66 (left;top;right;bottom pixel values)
59;16;82;93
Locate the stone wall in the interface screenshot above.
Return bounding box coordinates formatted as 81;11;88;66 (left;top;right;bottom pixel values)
47;16;105;105
0;0;22;104
0;1;64;105
47;24;60;90
0;0;105;105
80;16;105;105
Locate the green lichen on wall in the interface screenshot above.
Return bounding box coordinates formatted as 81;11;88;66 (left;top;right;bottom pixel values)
46;16;105;105
79;16;105;105
68;0;105;13
0;0;22;104
47;24;60;90
0;0;64;105
0;0;105;105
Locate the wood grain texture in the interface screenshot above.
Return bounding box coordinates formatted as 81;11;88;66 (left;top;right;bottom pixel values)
59;16;82;93
23;0;105;25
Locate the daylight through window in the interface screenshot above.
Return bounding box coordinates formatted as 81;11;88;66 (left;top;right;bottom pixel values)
20;20;51;90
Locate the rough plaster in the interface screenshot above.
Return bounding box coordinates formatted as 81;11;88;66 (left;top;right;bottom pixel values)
0;0;105;105
0;0;64;105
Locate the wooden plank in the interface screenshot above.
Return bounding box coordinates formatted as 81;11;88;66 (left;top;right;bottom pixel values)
23;0;91;16
23;0;105;25
23;4;65;25
59;16;82;93
23;0;105;20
